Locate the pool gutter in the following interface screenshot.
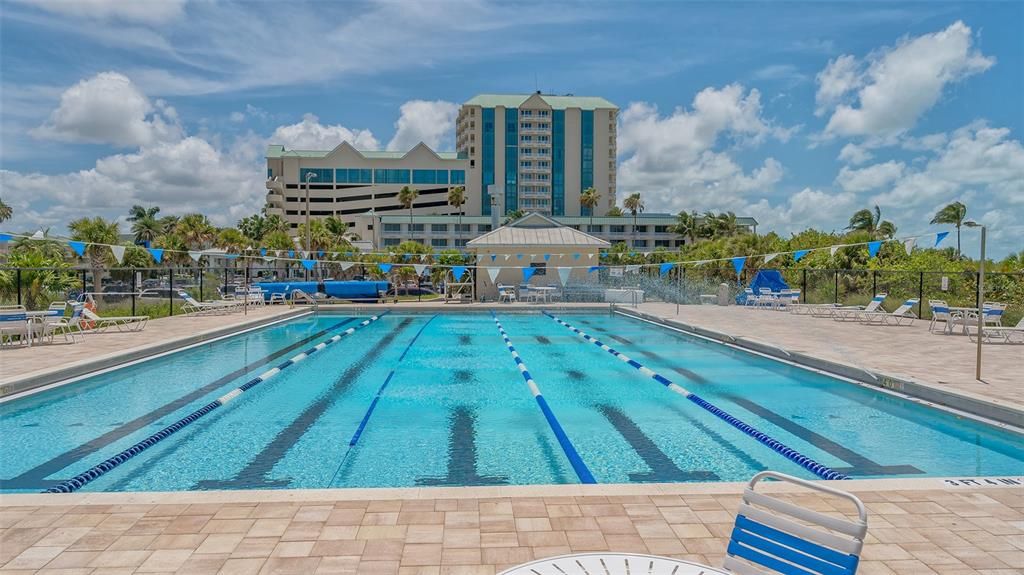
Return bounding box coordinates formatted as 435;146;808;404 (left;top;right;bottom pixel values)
0;309;311;402
613;306;1024;432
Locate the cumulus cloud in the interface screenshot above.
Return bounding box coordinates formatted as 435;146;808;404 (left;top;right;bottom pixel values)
268;113;379;151
13;0;187;24
617;85;789;213
834;160;905;192
386;100;460;152
818;21;994;139
32;72;182;147
837;143;873;165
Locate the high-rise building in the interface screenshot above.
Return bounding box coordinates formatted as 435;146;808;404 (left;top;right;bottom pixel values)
456;92;618;218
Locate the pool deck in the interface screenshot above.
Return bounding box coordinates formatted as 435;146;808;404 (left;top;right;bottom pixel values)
1;302;1022;574
625;303;1023;427
1;478;1021;574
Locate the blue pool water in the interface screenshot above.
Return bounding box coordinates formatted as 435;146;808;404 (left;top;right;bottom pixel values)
1;311;1021;492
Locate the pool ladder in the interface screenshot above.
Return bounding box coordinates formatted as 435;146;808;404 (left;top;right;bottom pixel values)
290;288;319;312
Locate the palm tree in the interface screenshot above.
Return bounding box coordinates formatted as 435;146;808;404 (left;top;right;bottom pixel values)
714;211;740;238
580;187;601;227
930;201;974;256
323;216;349;246
398;186;419;240
0;197;12;223
447;185;466;244
175;214;216;250
68;217;120;301
673;210;699;244
847;205;897;239
127;205;159;223
605;206;623;217
623;192;645;243
216;228;248;254
502;209;525;225
130;209;165;246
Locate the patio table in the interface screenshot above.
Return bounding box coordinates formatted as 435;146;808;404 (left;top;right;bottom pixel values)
529;285;557;303
946;306;980;335
499;553;728;575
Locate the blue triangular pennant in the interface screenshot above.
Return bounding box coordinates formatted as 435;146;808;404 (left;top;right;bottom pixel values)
68;241;86;256
288;250;295;258
378;263;392;273
934;231;949;247
260;248;267;257
301;259;315;270
318;250;325;258
659;262;674;276
516;254;523;260
543;254;550;261
490;254;497;262
731;257;746;276
452;266;467;281
522;267;536;282
868;241;882;258
0;233;11;243
793;249;809;262
147;248;164;263
588;266;600;273
573;253;580;260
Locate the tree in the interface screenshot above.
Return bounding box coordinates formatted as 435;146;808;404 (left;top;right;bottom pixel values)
175;214;216;250
448;185;466;245
930;201;974;257
323;216;349;245
580;187;600;227
674;210;699;244
127;205;160;223
605;206;623;217
623;192;645;242
216;228;248;254
712;211;740;238
238;214;269;244
129;205;165;246
68;217;120;300
0;247;77;310
502;209;525;225
398;186;419;239
0;197;14;223
846;205;897;239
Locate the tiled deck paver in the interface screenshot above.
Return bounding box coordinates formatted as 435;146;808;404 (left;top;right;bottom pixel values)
631;303;1023;411
1;480;1021;574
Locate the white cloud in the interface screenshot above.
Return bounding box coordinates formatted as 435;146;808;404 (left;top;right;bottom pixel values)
837;143;873;165
386;100;460;152
31;72;182;147
819;21;994;139
617;85;789;213
744;188;860;234
835;160;905;192
13;0;187;24
268;113;379;151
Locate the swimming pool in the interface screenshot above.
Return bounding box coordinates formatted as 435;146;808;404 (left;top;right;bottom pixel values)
1;311;1021;493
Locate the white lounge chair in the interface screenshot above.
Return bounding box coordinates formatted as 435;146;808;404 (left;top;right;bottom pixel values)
82;308;149;332
498;284;517;303
968;316;1024;344
830;293;888;321
0;307;31;347
856;298;919;326
178;291;244;315
36;303;85;344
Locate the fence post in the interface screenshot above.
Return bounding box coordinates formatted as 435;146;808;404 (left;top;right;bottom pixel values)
81;270;87;299
131;271;137;316
223;267;228;298
872;270;877;299
801;269;807;303
834;270;839;304
199;268;204;301
16;269;22;305
169;268;175;317
918;272;924;317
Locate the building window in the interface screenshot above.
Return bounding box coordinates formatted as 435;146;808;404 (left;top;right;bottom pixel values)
299;168;333;183
431;238;448;247
436;170;449;184
383;238;401;247
587;225;602;233
431;224;448;232
413;169;438;184
336;168;372;184
454;238;468;247
505;107;518;214
450;170;466;185
635;225;648;233
267;168;273;178
551;109;565;216
477;224;492;233
409;223;424;232
374;169;411;184
654;225;670;233
655;240;671;247
482;108;495;216
633;239;648;247
383;223;401;233
610;225;625;233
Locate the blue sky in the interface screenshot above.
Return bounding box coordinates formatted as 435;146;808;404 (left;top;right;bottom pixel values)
1;0;1022;256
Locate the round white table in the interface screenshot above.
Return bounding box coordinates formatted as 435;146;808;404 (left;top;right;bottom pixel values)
499;553;728;575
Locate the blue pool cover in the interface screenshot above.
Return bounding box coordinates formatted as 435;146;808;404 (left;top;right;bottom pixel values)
255;280;389;301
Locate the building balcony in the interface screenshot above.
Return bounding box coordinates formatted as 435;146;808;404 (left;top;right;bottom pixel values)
264;206;284;216
266;193;283;204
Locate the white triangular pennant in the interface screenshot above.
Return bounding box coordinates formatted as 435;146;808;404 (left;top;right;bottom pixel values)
903;238;916;255
486;267;500;283
557;267;571;286
625;265;640;274
504;254;511;261
189;250;202;262
341;262;355;271
764;253;778;263
413;264;427;275
110;245;126;264
587;254;595;260
830;245;842;257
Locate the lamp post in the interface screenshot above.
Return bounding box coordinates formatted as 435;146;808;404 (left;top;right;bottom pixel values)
964;222;985;380
304;171;317;258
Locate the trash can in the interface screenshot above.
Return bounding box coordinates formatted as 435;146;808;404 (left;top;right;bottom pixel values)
717;283;731;306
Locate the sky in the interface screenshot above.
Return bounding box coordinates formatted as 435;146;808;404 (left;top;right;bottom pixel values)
1;0;1022;257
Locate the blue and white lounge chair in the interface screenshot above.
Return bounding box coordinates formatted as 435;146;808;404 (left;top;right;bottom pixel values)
37;303;85;344
968;316;1024;344
178;291;244;315
857;298;919;326
830;293;888;321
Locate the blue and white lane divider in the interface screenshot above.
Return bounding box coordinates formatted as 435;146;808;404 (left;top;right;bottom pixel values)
45;312;391;494
542;312;848;481
491;312;597;484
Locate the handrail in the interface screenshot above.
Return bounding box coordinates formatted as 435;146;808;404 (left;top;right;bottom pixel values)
290;288;319;311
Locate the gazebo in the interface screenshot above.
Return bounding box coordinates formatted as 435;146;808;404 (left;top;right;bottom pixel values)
467;213;611;301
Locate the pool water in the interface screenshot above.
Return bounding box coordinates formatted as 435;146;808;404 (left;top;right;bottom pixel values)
1;311;1021;493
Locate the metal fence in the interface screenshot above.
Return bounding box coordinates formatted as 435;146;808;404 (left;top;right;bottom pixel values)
1;265;1021;324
